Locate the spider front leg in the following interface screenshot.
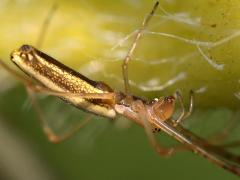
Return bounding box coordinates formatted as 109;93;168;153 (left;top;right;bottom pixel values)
173;90;194;125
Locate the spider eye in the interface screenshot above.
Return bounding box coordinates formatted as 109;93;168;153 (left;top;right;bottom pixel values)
164;96;175;103
19;45;33;53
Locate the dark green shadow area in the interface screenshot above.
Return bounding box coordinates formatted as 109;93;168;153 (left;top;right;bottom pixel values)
0;85;239;180
1;1;240;180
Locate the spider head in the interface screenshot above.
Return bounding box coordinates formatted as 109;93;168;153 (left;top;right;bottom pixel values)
151;95;176;121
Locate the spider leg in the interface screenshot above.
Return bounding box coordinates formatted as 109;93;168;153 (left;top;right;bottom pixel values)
122;2;159;94
174;90;194;125
26;86;92;143
132;100;186;157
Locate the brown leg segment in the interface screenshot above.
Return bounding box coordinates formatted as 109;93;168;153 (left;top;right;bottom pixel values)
27;83;115;100
132;100;186;157
122;2;159;94
26;86;92;143
174;90;194;124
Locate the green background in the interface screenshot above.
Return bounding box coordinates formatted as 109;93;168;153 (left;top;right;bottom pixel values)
0;0;240;180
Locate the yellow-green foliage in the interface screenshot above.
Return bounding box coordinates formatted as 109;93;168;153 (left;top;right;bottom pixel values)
0;1;240;180
0;0;240;108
